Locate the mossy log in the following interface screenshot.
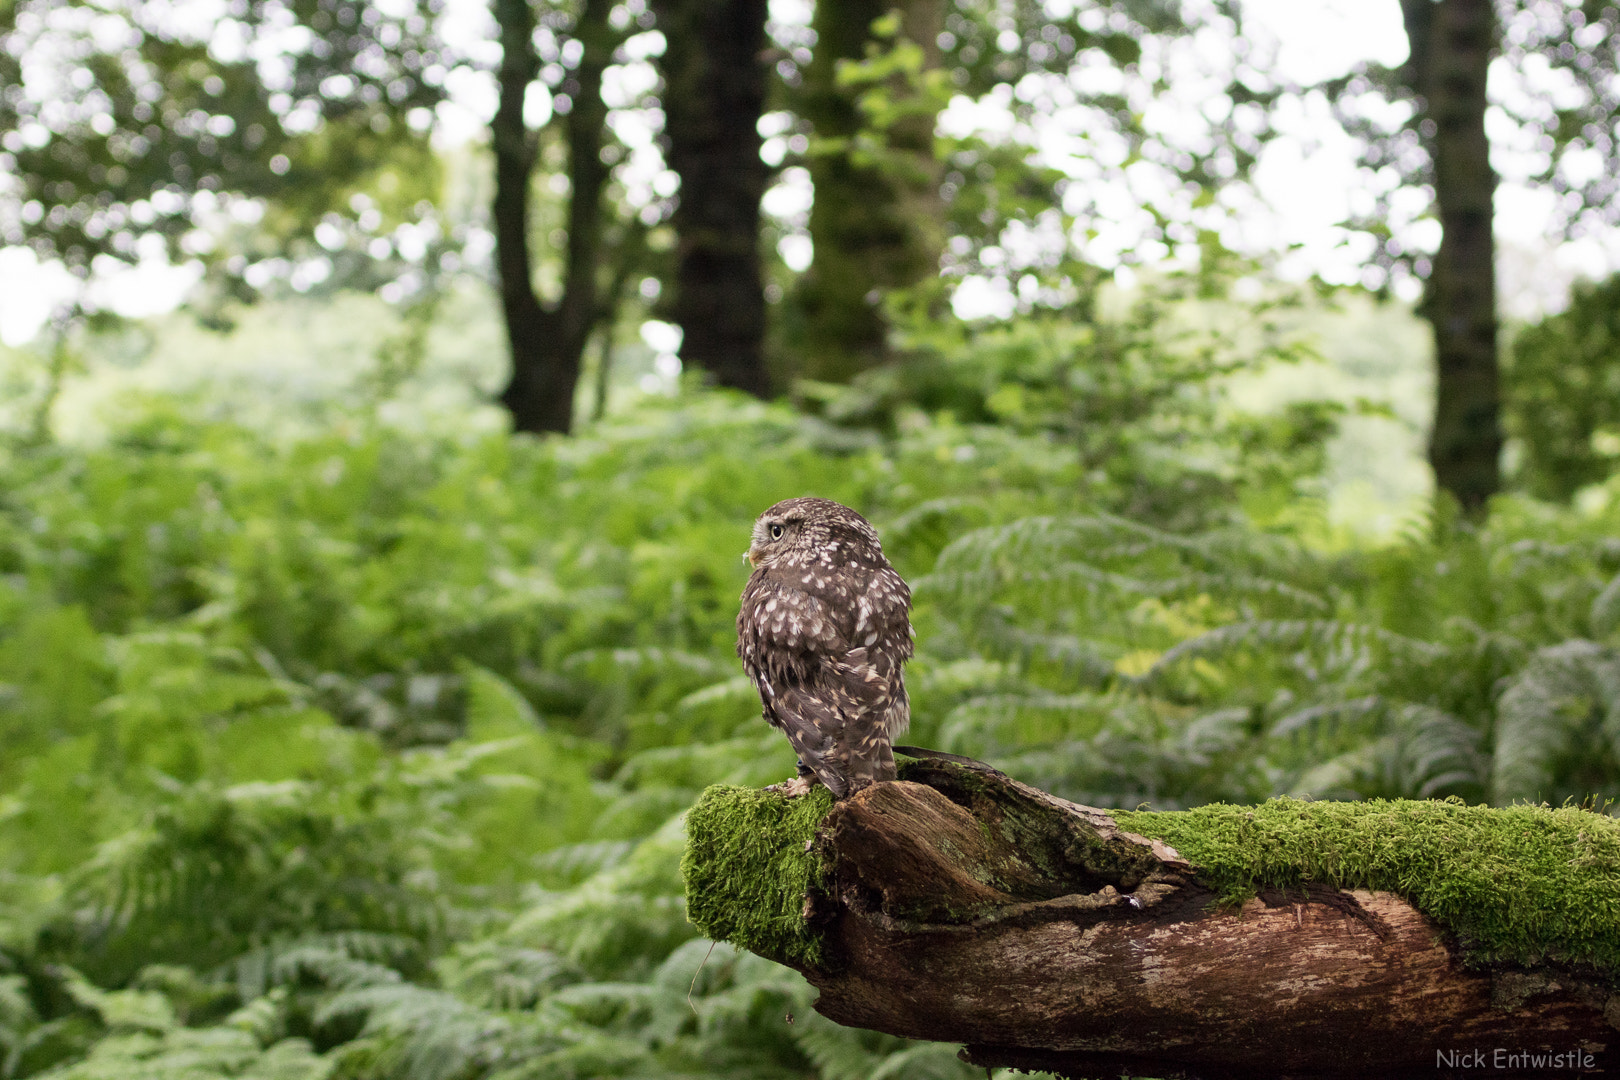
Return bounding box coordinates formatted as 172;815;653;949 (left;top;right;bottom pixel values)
682;757;1620;1079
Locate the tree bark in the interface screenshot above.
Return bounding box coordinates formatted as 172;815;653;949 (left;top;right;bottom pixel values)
795;0;945;383
706;760;1618;1080
652;0;771;397
492;0;613;435
589;219;648;422
1406;0;1502;514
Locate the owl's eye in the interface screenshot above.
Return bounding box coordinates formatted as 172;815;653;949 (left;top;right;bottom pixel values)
769;524;784;540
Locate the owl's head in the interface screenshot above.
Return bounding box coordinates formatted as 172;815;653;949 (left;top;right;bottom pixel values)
746;497;881;568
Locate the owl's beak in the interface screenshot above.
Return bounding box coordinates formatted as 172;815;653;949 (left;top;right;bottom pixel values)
745;548;760;566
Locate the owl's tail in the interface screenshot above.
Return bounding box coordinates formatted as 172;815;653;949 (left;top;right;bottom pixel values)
772;685;851;798
843;726;896;795
772;677;901;798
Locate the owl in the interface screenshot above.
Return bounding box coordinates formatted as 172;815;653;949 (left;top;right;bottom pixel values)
736;497;913;798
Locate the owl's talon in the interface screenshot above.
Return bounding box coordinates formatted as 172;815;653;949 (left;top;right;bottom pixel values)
766;775;817;797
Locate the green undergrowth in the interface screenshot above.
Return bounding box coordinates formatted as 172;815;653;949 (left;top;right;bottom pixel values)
682;784;837;970
1115;797;1620;971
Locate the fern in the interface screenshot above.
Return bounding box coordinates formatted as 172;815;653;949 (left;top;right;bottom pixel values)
1287;706;1486;801
1494;641;1620;805
315;983;510;1080
34;1028;332;1080
437;944;576;1012
6;319;1620;1080
1147;619;1447;678
1592;573;1620;637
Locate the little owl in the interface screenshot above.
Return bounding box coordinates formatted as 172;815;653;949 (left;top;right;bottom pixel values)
736;497;913;798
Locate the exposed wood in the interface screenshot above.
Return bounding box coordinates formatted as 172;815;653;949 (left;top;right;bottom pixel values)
775;763;1617;1080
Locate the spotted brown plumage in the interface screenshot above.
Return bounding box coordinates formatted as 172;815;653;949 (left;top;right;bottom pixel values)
737;497;913;798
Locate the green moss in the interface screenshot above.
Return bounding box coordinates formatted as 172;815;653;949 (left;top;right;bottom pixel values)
1115;797;1620;970
684;782;1620;977
681;784;836;969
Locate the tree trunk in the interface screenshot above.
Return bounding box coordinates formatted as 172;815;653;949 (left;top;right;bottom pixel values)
794;0;945;384
589;219;648;422
685;758;1620;1079
492;0;613;435
1408;0;1501;513
652;0;771;397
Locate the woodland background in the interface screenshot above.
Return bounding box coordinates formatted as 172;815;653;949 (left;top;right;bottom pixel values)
5;0;1620;1077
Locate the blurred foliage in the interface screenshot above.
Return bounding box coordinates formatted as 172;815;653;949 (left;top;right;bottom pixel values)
0;0;449;303
0;277;1618;1078
1329;3;1620;295
1506;273;1620;503
813;272;1333;529
783;0;1267;382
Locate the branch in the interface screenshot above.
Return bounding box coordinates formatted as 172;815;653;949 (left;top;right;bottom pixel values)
683;758;1620;1079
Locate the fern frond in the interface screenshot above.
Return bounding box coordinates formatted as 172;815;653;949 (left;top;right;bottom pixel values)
491;1030;647;1080
439;942;577;1012
1148;573;1329;612
1147;619;1445;677
868;1040;983;1080
1494;640;1620;805
1291;738;1397;802
561;649;729;681
1269;696;1385;737
937;691;1113;756
1593;574;1620;637
462;665;545;734
532;842;635;888
612;734;787;792
55;966;176;1033
878;496;991;538
674;677;756;713
31;1026;330;1080
1286;704;1484;801
233;932;420;1000
504;819;693;981
0;973;36;1040
546;980;687;1038
316;983;511;1080
928;514;1230;577
1177;707;1254;762
967;620;1116;681
588;788;700;842
790;1013;892;1080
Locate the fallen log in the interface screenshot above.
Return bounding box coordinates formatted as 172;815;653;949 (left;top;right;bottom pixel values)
681;757;1620;1079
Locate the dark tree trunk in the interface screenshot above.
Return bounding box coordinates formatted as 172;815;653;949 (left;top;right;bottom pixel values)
795;0;944;383
652;0;771;397
1405;0;1502;513
590;218;649;421
492;0;612;435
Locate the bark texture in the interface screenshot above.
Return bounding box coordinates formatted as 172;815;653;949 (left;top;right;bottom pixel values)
719;760;1619;1080
492;0;613;434
653;0;771;397
1404;0;1502;513
795;0;945;383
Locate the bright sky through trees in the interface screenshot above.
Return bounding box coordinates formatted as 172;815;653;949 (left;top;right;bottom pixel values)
0;0;1614;345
